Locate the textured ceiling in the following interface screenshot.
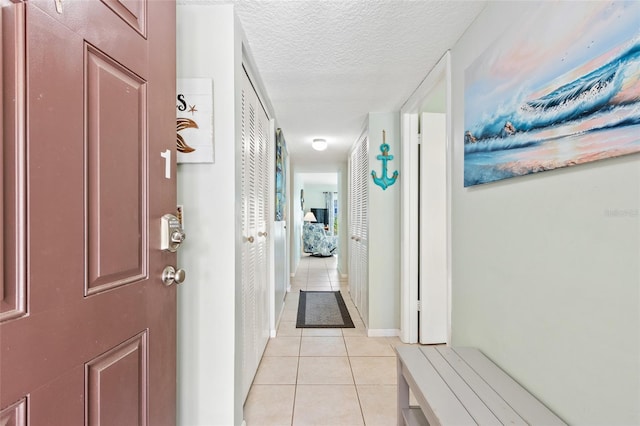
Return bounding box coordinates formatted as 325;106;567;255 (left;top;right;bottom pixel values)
186;0;487;171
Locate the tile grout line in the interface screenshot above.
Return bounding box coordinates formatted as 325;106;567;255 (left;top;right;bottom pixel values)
290;269;306;426
338;257;367;425
344;316;367;425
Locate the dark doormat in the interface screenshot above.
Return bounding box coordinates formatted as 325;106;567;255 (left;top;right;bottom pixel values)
296;290;355;328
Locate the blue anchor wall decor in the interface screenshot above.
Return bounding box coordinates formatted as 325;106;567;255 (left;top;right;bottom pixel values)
371;130;398;190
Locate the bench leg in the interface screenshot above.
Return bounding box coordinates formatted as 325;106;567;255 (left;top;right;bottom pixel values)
397;357;410;426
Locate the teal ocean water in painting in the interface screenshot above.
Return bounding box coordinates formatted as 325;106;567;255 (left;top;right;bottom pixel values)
464;37;640;186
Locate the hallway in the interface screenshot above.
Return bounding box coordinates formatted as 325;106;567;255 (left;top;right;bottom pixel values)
244;255;403;425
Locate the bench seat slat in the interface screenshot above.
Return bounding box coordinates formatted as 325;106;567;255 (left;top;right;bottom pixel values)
420;347;503;425
453;347;567;425
397;346;477;425
436;347;528;425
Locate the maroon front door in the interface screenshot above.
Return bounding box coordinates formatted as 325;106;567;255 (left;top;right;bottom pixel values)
1;1;177;424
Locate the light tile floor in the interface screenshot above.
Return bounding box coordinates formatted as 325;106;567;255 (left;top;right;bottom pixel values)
244;255;404;426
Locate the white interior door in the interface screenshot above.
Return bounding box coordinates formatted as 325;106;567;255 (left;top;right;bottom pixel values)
240;67;271;402
419;112;448;344
400;113;420;343
348;134;369;328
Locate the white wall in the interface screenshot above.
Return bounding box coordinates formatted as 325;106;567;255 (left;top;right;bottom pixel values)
450;2;640;425
176;5;244;425
289;170;304;276
367;112;401;332
337;162;348;276
304;183;337;210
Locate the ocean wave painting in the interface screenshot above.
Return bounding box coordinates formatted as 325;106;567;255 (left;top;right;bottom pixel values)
464;2;640;187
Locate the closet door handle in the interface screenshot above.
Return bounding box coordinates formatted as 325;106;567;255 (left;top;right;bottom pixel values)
258;231;268;237
244;236;255;243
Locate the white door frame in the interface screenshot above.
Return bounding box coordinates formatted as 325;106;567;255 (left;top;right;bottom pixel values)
399;51;453;344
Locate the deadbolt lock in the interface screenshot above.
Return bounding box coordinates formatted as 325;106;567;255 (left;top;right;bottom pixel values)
161;214;186;252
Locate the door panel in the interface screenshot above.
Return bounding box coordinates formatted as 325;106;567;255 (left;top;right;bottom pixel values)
27;0;147;76
101;0;147;36
0;398;26;426
85;43;147;295
419;112;448;344
0;0;26;322
86;331;148;426
1;0;176;422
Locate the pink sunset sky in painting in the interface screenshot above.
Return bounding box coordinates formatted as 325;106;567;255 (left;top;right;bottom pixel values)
463;1;640;186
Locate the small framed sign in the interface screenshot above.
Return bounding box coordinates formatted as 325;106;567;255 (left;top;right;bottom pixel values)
176;78;214;163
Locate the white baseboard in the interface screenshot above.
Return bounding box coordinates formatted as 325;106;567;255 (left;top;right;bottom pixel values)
337;266;348;279
367;329;400;337
273;299;286;337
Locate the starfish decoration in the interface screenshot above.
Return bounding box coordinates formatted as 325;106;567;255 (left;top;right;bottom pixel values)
188;104;198;114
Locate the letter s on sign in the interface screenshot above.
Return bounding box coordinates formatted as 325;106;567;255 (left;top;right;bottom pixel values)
177;94;187;112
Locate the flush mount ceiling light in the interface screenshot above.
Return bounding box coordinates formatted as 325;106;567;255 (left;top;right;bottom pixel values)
312;138;327;151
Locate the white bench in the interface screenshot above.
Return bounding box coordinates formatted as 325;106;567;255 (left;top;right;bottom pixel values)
396;346;567;426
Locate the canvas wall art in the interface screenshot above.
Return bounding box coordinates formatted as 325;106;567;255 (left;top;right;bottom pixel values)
464;2;640;187
176;78;214;163
275;128;287;221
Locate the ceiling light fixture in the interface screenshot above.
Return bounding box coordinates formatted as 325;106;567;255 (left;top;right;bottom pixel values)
312;138;327;151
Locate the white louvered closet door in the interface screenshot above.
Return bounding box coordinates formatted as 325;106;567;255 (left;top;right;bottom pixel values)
349;149;358;314
255;96;271;372
348;134;369;327
240;68;271;402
